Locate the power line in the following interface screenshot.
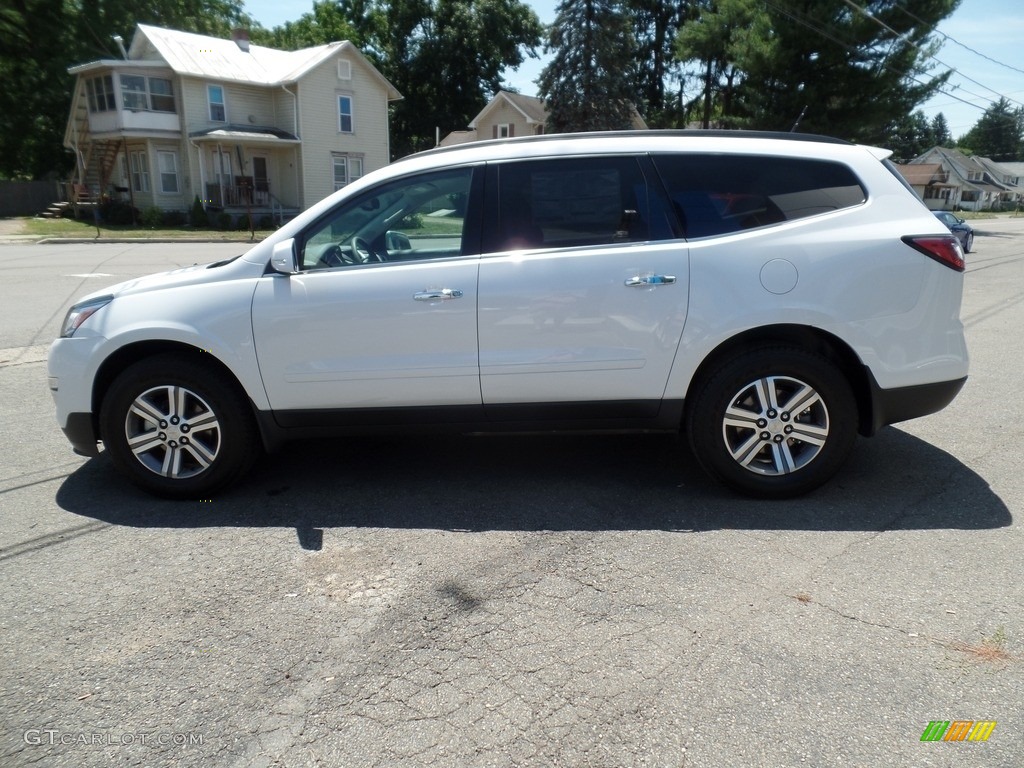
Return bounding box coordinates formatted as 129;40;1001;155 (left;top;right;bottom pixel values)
893;1;1024;77
839;0;1024;110
760;0;989;114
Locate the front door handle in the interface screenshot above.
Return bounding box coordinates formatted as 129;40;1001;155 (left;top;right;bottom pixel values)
414;288;464;301
625;274;676;287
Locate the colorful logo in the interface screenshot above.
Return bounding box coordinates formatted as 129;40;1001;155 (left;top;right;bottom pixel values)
920;721;997;742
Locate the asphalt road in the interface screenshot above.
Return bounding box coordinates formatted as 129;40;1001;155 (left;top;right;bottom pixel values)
2;221;1023;767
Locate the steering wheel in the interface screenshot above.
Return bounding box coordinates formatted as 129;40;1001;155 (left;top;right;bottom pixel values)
351;236;385;264
318;244;356;268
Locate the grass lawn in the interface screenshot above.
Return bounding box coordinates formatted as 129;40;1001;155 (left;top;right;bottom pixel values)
12;216;272;241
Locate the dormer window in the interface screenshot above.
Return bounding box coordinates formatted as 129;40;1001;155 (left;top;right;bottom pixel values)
208;85;226;122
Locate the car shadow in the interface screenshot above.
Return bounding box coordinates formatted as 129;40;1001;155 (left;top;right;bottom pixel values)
55;426;1010;549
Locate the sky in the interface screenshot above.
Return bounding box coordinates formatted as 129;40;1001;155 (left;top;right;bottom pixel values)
241;0;1023;139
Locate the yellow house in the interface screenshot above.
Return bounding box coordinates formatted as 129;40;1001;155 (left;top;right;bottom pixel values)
440;90;648;147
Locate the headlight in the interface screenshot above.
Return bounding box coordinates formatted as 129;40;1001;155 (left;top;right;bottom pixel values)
60;295;113;338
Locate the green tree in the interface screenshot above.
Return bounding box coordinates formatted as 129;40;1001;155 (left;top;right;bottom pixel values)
0;0;73;178
626;0;686;126
930;112;952;146
882;109;934;162
390;0;542;156
957;98;1023;161
538;0;638;133
0;0;256;180
740;0;958;141
256;1;365;49
673;0;775;129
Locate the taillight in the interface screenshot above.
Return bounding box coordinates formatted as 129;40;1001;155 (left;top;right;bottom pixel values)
902;235;965;272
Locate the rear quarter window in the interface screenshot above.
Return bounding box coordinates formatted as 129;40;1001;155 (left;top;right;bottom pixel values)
653;154;867;239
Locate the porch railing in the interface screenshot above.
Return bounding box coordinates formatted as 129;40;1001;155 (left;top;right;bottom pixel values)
205;178;272;208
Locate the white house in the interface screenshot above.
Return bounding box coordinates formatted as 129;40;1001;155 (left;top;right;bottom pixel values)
64;24;401;222
907;147;1021;212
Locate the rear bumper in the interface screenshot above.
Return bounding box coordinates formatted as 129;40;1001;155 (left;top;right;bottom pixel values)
865;374;967;436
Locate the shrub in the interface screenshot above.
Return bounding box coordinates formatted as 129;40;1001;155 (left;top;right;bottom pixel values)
161;210;187;227
398;212;423;229
190;196;208;228
98;199;138;225
140;206;163;228
214;212;233;230
257;215;276;230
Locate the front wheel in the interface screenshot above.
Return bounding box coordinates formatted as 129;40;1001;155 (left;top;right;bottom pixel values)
100;354;261;498
686;347;858;498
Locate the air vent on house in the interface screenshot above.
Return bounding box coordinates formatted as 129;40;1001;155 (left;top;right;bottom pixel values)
338;59;352;80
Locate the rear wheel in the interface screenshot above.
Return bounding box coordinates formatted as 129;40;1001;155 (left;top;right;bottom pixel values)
686;346;858;498
100;354;261;498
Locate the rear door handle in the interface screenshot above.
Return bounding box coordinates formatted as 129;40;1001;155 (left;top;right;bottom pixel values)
414;288;464;301
625;275;676;287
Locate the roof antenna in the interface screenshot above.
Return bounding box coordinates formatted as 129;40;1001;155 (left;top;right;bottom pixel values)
112;34;128;59
790;104;808;132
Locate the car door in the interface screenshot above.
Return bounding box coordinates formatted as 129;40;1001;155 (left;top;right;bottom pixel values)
251;166;484;423
476;155;689;418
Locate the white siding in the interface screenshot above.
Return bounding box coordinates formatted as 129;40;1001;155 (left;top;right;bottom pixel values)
295;55;392;208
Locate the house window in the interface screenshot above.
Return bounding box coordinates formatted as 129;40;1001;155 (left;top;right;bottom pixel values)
86;75;115;112
157;151;179;194
208;85;226;122
121;75;148;110
333;155;363;190
337;59;351;80
213;149;232;186
129;150;150;193
148;78;175;112
495;123;513;138
338;95;353;133
119;75;175;112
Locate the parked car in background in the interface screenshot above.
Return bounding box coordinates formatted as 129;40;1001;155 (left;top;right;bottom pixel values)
48;131;969;500
933;210;974;253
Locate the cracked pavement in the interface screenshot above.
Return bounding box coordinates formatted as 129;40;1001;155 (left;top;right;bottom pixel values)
2;225;1023;767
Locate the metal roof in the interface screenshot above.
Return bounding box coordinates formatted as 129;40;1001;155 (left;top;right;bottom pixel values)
122;25;400;99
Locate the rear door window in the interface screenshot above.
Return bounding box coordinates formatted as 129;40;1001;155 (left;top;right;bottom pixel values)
484;156;673;253
653;154;866;239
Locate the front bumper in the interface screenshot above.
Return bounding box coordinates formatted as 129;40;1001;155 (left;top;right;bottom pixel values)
62;412;101;457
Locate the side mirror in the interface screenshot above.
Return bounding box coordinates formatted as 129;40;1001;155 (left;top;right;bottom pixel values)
270;238;298;275
957;217;966;225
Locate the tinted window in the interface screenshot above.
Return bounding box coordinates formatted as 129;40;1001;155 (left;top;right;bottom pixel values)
490;156;671;252
654;154;866;239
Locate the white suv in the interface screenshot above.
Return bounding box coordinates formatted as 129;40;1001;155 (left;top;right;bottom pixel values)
48;131;968;499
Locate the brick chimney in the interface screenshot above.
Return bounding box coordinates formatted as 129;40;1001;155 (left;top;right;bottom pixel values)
231;28;250;52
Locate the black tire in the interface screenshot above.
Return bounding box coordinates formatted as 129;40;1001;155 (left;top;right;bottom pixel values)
99;353;261;498
964;233;973;254
685;346;858;499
